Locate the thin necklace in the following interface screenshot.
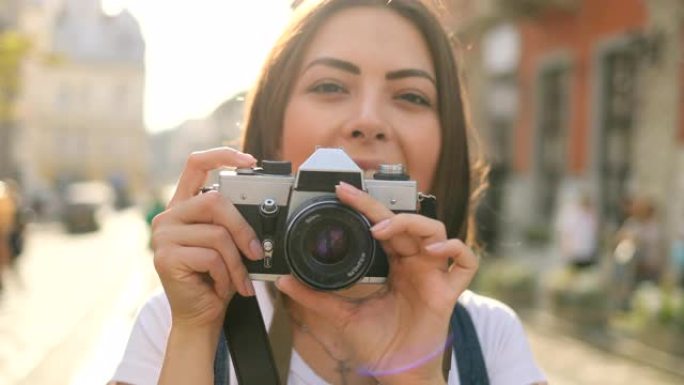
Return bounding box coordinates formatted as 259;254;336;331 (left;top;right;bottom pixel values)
290;315;354;385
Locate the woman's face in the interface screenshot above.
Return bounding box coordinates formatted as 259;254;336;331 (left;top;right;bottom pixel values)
281;6;441;192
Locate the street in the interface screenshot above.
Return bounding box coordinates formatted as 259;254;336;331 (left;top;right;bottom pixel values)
0;208;160;385
0;208;682;385
525;313;684;385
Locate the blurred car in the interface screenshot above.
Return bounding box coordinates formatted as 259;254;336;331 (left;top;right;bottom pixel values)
61;181;113;233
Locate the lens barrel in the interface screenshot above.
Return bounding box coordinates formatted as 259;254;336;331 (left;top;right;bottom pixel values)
284;197;375;290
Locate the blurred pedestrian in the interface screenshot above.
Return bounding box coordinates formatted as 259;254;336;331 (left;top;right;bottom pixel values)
556;192;598;269
3;179;29;265
145;189;166;227
616;197;664;283
144;189;166;249
0;180;16;291
670;227;684;287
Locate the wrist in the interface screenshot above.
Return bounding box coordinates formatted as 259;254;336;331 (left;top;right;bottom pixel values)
167;324;221;363
169;317;223;347
158;323;221;385
167;318;223;364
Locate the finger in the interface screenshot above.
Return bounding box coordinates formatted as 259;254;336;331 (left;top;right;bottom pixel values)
275;275;354;325
169;147;256;207
155;223;255;297
335;182;394;224
159;246;234;300
371;213;447;245
161;191;264;261
336;182;426;258
425;239;479;293
370;214;445;259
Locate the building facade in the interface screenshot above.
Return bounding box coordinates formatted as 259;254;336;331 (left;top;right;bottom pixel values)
16;0;146;202
148;92;246;190
454;0;684;265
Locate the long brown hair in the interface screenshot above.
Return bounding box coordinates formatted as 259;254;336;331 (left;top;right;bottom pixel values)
242;0;484;243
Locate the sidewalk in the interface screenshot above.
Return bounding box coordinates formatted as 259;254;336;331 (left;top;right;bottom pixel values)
523;312;684;385
69;264;161;385
497;241;684;383
0;209;161;385
522;310;684;384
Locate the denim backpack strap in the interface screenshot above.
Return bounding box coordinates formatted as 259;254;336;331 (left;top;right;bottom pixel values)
451;302;490;385
214;330;230;385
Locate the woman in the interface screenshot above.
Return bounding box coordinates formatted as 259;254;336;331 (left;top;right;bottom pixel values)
0;180;16;291
111;1;546;384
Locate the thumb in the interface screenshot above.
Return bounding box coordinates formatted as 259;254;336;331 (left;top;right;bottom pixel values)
275;275;354;324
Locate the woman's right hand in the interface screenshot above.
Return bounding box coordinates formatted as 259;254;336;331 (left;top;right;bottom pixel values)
151;147;265;330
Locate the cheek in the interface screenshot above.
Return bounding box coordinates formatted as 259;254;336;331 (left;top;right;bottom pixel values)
281;102;316;168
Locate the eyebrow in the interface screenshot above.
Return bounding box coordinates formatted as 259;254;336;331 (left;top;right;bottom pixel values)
386;69;436;86
303;56;436;85
304;57;360;74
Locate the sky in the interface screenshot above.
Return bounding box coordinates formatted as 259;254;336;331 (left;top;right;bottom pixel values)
102;0;292;133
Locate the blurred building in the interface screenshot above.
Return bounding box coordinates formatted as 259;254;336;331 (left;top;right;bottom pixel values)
437;0;525;252
15;0;146;203
510;0;683;251
148;92;246;189
0;0;19;27
447;0;684;262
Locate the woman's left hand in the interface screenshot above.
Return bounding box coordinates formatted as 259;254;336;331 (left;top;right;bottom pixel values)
276;182;479;385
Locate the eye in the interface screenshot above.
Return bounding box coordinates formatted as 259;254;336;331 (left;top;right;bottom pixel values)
396;92;431;107
309;81;347;94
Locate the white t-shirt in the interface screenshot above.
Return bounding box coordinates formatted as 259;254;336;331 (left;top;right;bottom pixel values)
556;203;597;263
111;284;545;385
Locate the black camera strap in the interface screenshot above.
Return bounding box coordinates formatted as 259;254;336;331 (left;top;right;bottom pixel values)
223;294;281;385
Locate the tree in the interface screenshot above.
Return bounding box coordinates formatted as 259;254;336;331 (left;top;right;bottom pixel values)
0;30;29;121
0;30;29;179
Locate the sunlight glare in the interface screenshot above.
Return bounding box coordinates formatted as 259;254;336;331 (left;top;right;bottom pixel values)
106;0;292;132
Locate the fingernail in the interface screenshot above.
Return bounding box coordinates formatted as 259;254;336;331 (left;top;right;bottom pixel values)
336;182;360;196
239;152;256;163
244;278;255;296
250;239;264;260
425;241;446;252
371;219;390;232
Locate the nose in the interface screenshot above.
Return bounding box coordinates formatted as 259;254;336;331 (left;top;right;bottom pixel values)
341;93;391;143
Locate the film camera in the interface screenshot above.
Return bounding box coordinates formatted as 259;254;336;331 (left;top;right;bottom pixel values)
218;148;428;291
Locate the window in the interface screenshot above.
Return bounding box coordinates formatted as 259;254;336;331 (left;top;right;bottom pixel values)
536;64;570;219
599;48;638;226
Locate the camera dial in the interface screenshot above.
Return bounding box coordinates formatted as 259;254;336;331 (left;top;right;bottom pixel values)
260;199;278;216
374;164;409;181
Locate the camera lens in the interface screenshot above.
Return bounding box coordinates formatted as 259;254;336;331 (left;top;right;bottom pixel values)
285;197;375;291
305;224;349;265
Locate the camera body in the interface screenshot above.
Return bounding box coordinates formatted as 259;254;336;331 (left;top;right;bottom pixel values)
218;148;420;291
